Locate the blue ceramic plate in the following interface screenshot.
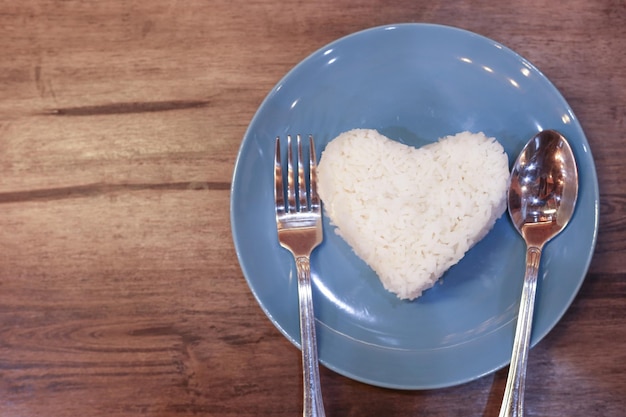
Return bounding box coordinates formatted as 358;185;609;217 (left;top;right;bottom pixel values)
231;24;599;389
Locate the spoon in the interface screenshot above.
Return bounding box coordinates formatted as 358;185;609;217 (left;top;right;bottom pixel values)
499;129;579;417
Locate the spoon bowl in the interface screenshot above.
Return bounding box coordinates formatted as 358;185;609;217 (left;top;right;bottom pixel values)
499;129;579;417
508;130;579;247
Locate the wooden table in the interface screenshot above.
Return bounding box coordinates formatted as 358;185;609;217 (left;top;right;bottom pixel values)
1;1;624;416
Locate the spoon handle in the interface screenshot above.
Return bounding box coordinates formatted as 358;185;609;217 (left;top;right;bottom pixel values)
499;245;542;417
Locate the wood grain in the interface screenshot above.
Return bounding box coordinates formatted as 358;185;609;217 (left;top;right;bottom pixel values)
0;1;624;416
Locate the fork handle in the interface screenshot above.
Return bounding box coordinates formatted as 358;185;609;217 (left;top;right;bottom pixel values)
296;256;326;417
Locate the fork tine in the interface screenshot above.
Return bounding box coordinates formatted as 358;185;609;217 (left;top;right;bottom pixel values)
297;134;307;212
274;137;285;214
286;135;297;213
309;135;320;212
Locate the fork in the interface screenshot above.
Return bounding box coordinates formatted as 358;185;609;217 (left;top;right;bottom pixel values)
274;134;326;417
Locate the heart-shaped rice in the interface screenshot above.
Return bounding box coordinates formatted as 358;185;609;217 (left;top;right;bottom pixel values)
317;129;509;300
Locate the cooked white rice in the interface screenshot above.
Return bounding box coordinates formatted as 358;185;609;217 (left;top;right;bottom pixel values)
316;129;509;300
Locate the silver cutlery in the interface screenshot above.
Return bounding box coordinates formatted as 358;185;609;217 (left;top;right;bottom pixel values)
274;134;326;417
499;130;579;417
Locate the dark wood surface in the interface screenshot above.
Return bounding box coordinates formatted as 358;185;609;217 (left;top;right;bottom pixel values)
1;1;624;416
